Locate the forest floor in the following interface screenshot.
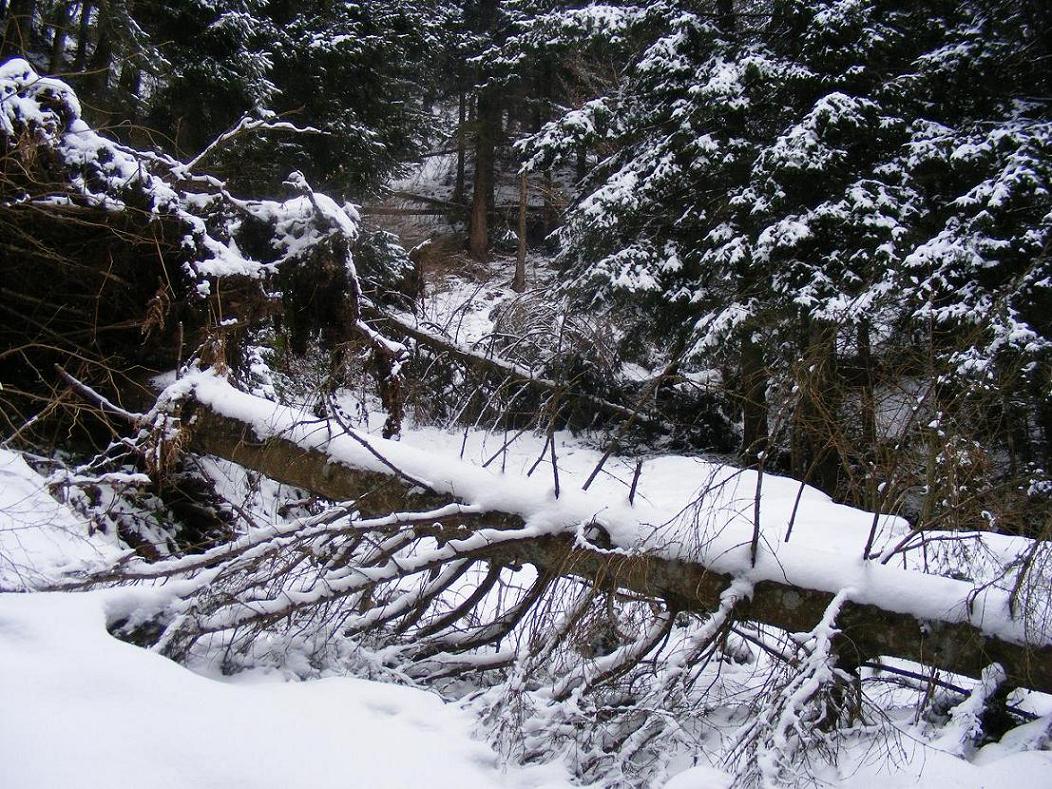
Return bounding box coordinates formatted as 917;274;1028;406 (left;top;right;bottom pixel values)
0;447;578;789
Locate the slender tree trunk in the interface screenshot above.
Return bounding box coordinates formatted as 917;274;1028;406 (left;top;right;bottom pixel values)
1037;385;1052;469
791;319;840;496
86;28;112;94
740;328;768;463
453;87;466;204
48;1;73;72
467;0;499;261
538;56;556;234
813;323;841;495
542;168;556;234
74;0;93;70
858;320;877;508
468;86;498;261
716;0;735;34
118;61;139;96
513;172;527;292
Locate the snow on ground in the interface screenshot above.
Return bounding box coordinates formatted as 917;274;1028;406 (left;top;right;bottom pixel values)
666;744;1052;789
2;587;1048;789
0;450;576;789
408;242;559;350
0;590;577;789
418;271;515;347
0;450;122;591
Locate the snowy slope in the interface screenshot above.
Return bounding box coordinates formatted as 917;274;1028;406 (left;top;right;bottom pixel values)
0;449;575;789
0;591;578;789
0;450;123;591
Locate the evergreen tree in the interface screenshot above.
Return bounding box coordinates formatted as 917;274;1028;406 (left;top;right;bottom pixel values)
16;0;451;197
249;0;448;196
138;0;276;154
525;0;1050;521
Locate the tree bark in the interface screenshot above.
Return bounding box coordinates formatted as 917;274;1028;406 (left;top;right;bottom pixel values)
858;319;878;508
74;0;92;70
179;383;1052;695
513;172;527;292
739;328;768;462
468;85;499;260
48;0;73;72
716;0;735;34
791;318;841;496
1;0;36;57
467;0;500;261
85;27;112;94
453;88;467;205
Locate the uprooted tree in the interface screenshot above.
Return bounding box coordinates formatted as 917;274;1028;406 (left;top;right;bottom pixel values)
3;59;1052;787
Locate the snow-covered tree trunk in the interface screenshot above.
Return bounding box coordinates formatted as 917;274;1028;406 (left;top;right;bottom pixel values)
171;377;1052;695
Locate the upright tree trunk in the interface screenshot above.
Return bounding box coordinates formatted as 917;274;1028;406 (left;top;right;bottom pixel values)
468;86;498;261
118;61;140;97
1;0;36;57
467;0;499;261
542;169;556;235
857;320;877;508
453;87;466;204
791;319;841;496
48;1;73;72
537;56;557;234
86;28;112;94
716;0;735;34
74;0;93;70
513;172;527;292
739;329;768;463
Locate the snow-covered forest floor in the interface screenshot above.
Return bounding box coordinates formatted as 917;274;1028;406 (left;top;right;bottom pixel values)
5;423;1052;787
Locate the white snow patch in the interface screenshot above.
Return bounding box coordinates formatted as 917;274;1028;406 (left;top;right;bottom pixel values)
0;590;577;789
0;449;122;590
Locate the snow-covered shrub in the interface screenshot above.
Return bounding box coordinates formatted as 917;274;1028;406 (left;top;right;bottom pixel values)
0;58;409;445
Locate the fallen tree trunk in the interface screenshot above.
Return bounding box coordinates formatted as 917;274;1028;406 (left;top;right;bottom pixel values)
177;374;1052;694
361;206;458;216
361;302;666;429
